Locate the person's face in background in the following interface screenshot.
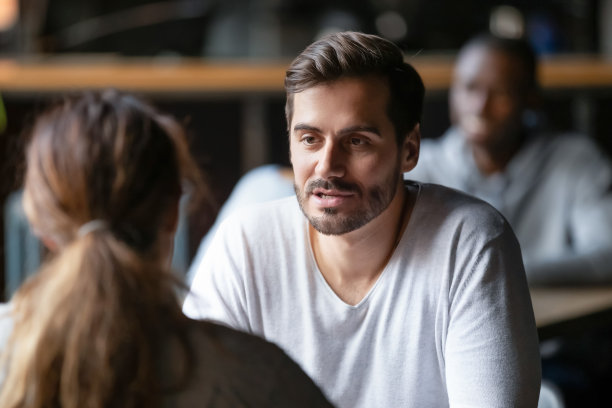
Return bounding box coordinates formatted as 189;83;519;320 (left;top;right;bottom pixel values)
450;45;531;151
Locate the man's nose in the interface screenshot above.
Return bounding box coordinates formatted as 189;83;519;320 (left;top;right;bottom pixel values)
471;89;493;115
316;141;346;179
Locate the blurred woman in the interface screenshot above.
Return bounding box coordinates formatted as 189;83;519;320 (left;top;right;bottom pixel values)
0;90;331;408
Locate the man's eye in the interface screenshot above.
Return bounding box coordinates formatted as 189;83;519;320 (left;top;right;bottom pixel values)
302;135;316;145
491;88;514;100
350;137;366;146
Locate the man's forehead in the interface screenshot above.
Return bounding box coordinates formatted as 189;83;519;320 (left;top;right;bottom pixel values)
455;46;529;86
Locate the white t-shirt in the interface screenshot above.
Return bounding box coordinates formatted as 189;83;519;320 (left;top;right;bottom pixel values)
185;182;541;408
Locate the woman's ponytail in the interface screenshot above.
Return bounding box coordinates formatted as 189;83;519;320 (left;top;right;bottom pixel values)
0;90;202;407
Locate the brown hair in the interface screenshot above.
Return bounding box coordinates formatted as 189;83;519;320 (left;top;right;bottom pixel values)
285;31;425;144
0;90;204;408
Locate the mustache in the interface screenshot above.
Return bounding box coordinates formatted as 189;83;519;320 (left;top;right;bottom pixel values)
305;179;360;195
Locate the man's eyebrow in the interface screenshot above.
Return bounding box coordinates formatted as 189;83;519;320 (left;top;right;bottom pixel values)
292;123;382;138
338;125;382;138
293;123;321;133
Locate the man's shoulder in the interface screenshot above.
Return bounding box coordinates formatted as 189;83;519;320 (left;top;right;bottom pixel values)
415;182;509;232
535;132;606;158
526;132;612;178
415;180;493;206
409;183;520;269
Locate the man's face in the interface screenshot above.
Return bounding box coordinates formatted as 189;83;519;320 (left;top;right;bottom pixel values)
289;76;413;235
450;46;529;148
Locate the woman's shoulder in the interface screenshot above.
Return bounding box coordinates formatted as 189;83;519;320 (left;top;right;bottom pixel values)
181;319;333;407
186;319;300;377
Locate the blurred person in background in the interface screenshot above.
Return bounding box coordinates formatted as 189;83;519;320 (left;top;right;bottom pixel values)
0;90;331;407
409;33;612;286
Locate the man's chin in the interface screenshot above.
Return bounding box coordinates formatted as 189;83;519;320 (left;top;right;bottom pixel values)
462;130;494;145
307;213;369;236
460;120;493;141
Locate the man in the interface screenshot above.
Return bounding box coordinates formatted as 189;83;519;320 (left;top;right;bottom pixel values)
409;33;612;285
184;31;541;407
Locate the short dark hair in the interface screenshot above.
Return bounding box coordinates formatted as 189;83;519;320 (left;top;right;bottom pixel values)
285;31;424;145
459;33;538;91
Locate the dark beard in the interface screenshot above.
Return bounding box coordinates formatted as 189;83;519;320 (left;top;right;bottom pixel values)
294;166;401;235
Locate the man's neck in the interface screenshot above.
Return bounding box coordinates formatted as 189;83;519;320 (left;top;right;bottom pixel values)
310;184;415;305
470;131;526;176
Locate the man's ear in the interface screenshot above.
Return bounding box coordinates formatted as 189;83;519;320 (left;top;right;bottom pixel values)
400;123;420;173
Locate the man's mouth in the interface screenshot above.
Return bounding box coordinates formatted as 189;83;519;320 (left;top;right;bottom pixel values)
309;187;356;208
463;116;489;133
312;187;355;198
